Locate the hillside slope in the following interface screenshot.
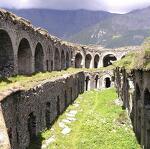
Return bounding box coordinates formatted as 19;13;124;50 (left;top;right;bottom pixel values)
8;9;114;38
69;6;150;48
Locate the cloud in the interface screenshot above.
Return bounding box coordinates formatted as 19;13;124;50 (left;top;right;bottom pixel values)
0;0;150;13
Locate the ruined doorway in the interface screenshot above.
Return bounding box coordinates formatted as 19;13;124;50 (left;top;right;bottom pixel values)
85;54;92;68
105;77;111;88
75;53;82;68
0;30;14;77
61;50;66;70
18;38;32;75
54;48;60;71
94;54;100;68
66;52;69;69
35;43;44;72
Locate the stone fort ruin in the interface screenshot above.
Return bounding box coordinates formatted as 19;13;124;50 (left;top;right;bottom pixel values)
0;8;148;149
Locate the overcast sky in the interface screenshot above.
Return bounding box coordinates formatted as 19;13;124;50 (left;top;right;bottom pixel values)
1;0;150;13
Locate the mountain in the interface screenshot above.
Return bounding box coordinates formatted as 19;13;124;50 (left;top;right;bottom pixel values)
8;9;114;39
69;6;150;48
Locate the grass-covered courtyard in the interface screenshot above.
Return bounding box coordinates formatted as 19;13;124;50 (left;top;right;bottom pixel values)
32;88;141;149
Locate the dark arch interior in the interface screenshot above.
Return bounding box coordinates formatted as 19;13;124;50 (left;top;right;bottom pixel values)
18;38;32;75
0;30;14;77
95;75;99;88
103;54;117;67
85;54;92;68
61;50;65;70
75;53;82;68
35;43;44;73
45;102;51;129
66;52;69;69
85;76;90;91
135;84;141;143
28;112;36;142
105;77;111;88
54;48;60;71
144;89;150;106
94;55;100;68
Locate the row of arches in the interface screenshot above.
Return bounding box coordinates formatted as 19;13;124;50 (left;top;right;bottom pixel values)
85;75;111;91
75;53;117;69
0;30;70;76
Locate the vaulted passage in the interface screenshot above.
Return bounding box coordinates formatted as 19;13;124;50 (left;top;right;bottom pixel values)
103;54;117;67
105;77;111;88
94;54;100;68
35;43;44;72
61;50;66;70
75;53;82;68
85;54;92;68
45;102;51;129
0;30;14;76
28;113;36;142
54;48;61;71
135;84;141;143
18;38;32;75
66;52;69;69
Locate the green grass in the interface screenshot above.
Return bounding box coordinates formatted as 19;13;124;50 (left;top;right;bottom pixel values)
37;88;140;149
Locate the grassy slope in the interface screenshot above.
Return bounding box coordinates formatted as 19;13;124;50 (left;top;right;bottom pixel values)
38;88;140;149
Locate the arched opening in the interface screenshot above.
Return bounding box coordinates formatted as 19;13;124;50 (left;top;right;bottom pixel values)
45;102;51;129
94;54;100;68
105;77;111;88
18;38;32;75
28;112;36;142
61;50;65;70
85;76;90;91
66;52;69;69
35;43;44;72
85;54;92;68
0;30;14;77
54;48;60;71
135;84;141;143
95;75;99;89
75;53;82;68
103;54;117;67
144;89;150;106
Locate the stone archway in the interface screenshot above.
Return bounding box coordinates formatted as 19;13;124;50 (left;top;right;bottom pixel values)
103;54;117;67
85;54;92;69
94;54;100;68
61;50;66;70
35;43;44;73
18;38;32;75
105;77;111;88
54;48;61;71
75;53;83;68
0;30;14;77
66;52;69;69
